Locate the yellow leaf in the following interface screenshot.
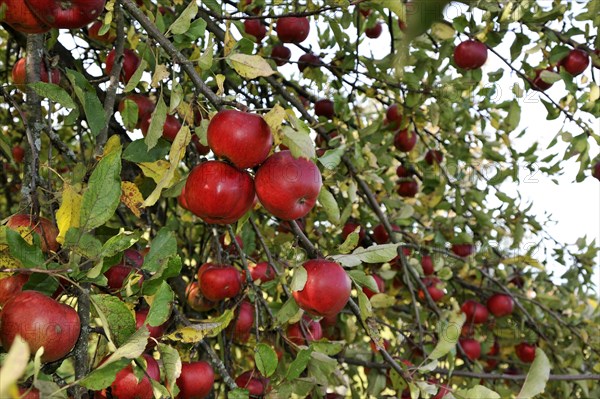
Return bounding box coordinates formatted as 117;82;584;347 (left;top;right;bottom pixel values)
215;74;225;96
0;336;31;398
138;160;172;183
56;184;82;245
224;21;236;57
165;309;234;343
228;54;276;79
151;64;170;87
100;135;122;159
120;182;144;218
0;251;22;278
264;104;286;139
503;256;544;270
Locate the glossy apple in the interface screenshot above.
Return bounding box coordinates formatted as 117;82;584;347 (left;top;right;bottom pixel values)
418;277;444;302
235;370;269;397
461;300;489;324
286;315;323;345
365;22;382;38
394;129;417;152
247;261;277;283
25;0;106;29
515;342;536;363
135;308;167;347
0;290;80;362
315;99;335;119
230;301;254;342
454;40;488;70
88;20;116;44
197;263;242;301
420;255;434;275
486;293;514;317
276;16;310;43
298;53;321;72
140;114;182;142
362;274;385;299
0;273;29;306
185;282;217;312
12;146;25;163
397;178;418;197
184;161;255;224
12;57;61;86
254;150;322;221
0;0;50;33
110;364;153;399
118;94;155;129
6;214;59;253
105;48;141;84
425;149;443;165
271;44;291;66
244;19;267;42
292;259;351;317
459;338;481;360
559;49;589;76
176;361;214;399
207;109;273;169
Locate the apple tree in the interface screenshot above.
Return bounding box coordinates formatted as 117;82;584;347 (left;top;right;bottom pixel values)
0;0;599;398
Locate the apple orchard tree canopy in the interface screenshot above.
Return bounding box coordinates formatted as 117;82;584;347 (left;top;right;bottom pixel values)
0;1;599;399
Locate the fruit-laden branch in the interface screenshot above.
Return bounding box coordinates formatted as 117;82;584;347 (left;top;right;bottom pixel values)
203;0;367;20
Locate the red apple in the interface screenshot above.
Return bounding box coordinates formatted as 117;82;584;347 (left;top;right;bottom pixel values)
394;129;417;152
244;19;267;42
6;214;59;253
0;274;29;306
341;220;366;245
17;387;40;399
143;353;160;381
184;161;255;224
592;161;600;181
559;49;589;76
362;274;385;299
12;57;61;86
176;361;214;399
454;40;488;70
397;178;418;197
461;300;489;324
118;94;155;129
191;135;210;155
365;22;383;39
425;149;443;165
515;342;536;363
271;44;291;66
0;0;50;33
135;308;167;347
315;99;335;119
0;291;80;362
140;114;182;142
254;150;322;221
197;263;242;302
486;293;514;317
286;315;323;345
185;282;217;312
104;249;144;291
459;338;481;361
25;0;106;29
230;301;254;342
292;259;351;317
247;261;277;283
421;255;434;276
88;20;116;43
532;68;554;91
12;146;25;163
396;165;411;178
105;48;141;84
418;277;444;302
235;370;269;397
372;223;401;244
206;109;273;169
386;104;402;126
298;53;321;72
110;364;153;399
451;243;474;257
276;17;310;44
485;340;500;369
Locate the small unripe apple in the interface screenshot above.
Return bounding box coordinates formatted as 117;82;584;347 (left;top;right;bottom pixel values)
454;40;488;70
276;17;310;44
394;129;417;152
515;342;536;363
314;99;335;119
105;48;141;84
365;22;383;39
244;19;267;42
559;49;589;76
486;293;514;317
271;44;291;66
197;263;242;302
459;338;481;360
286;315;323;345
461;300;489;324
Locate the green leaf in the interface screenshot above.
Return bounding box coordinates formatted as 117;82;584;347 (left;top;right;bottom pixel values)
64;228;103;259
276;297;300;325
145;281;174;327
357;289;372;319
516;348;551;399
290;265;308;291
229;388;250;399
505;100;521;132
428;312;466;360
308;351;338;386
123;139;170;163
332;243;400;267
28;82;76;109
227;53;276;79
123;59;147;93
157;343;182;394
255;343;278;378
318;145;345;170
120;99;139;130
101;231;141;258
168;0;198;35
66;69;107;136
454;385;501;399
318;188;340;224
80;147;123;230
370;293;396;308
91;294;136;346
6;229;44;268
142;228;177;273
286;349;313;381
281;126;316;160
338;229;360;254
145;95;168;150
348;270;378;292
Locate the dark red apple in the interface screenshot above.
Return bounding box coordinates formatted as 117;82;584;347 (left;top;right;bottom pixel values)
235;370;269;397
424;149;443;165
454;40;488;70
104;249;144;291
206;109;273;169
184;161;255;224
197;263;242;302
397;178;418;197
451;243;474;257
341;220;366;245
362;274;385;299
244;19;267;42
485;340;500;369
486;293;514;317
286;315;323;345
394;129;417;152
298;53;321;72
12;146;25;163
515;342;536;363
386;104;402;126
17;387;40;399
365;22;383;39
418;277;444;302
271;44;291;66
176;361;214;399
0;290;80;362
532;67;554;91
191;135;210;155
6;214;59;253
135;308;167;347
12;57;61;86
140;114;182;142
0;0;50;33
247;262;277;283
314;99;335;119
230;301;254;342
559;49;589;76
396;165;410;178
461;300;489;324
372;223;401;244
593;161;600;181
25;0;106;29
118;94;155;129
254;150;322;221
88;20;116;44
105;48;141;84
143;353;160;381
110;364;153;399
292;259;351;317
459;338;481;360
0;274;29;306
185;282;217;312
421;255;434;276
276;17;310;44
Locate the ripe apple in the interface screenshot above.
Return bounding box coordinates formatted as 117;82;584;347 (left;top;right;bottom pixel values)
394;129;417;152
341;219;366;245
184;161;255;224
365;22;383;39
0;273;29;306
298;53;321;72
292;259;351;317
420;255;434;276
515;342;536;363
286;315;323;345
461;300;489;324
118;94;155;129
135;308;167;347
176;361;215;399
88;20;116;44
17;387;41;399
459;338;481;361
244;19;267;42
485;340;500;369
185;281;217;312
386;104;402;126
12;57;61;86
397;178;418;197
559;49;589;76
454;40;488;70
110;364;153;399
592;161;600;180
12;146;25;163
0;0;50;33
104;249;144;291
451;243;474;257
271;44;291;66
372;223;401;244
532;67;554;91
24;0;106;29
254;150;322;221
235;370;269;397
191;135;210;155
359;7;371;17
362;274;385;299
314;99;335;119
206;109;273;169
276;17;310;44
0;290;80;362
418;277;444;302
247;261;277;283
143;353;160;381
230;301;254;342
486;293;514;317
197;263;242;301
140;114;182;142
396;165;410;178
105;48;141;84
424;149;443;165
6;214;59;253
